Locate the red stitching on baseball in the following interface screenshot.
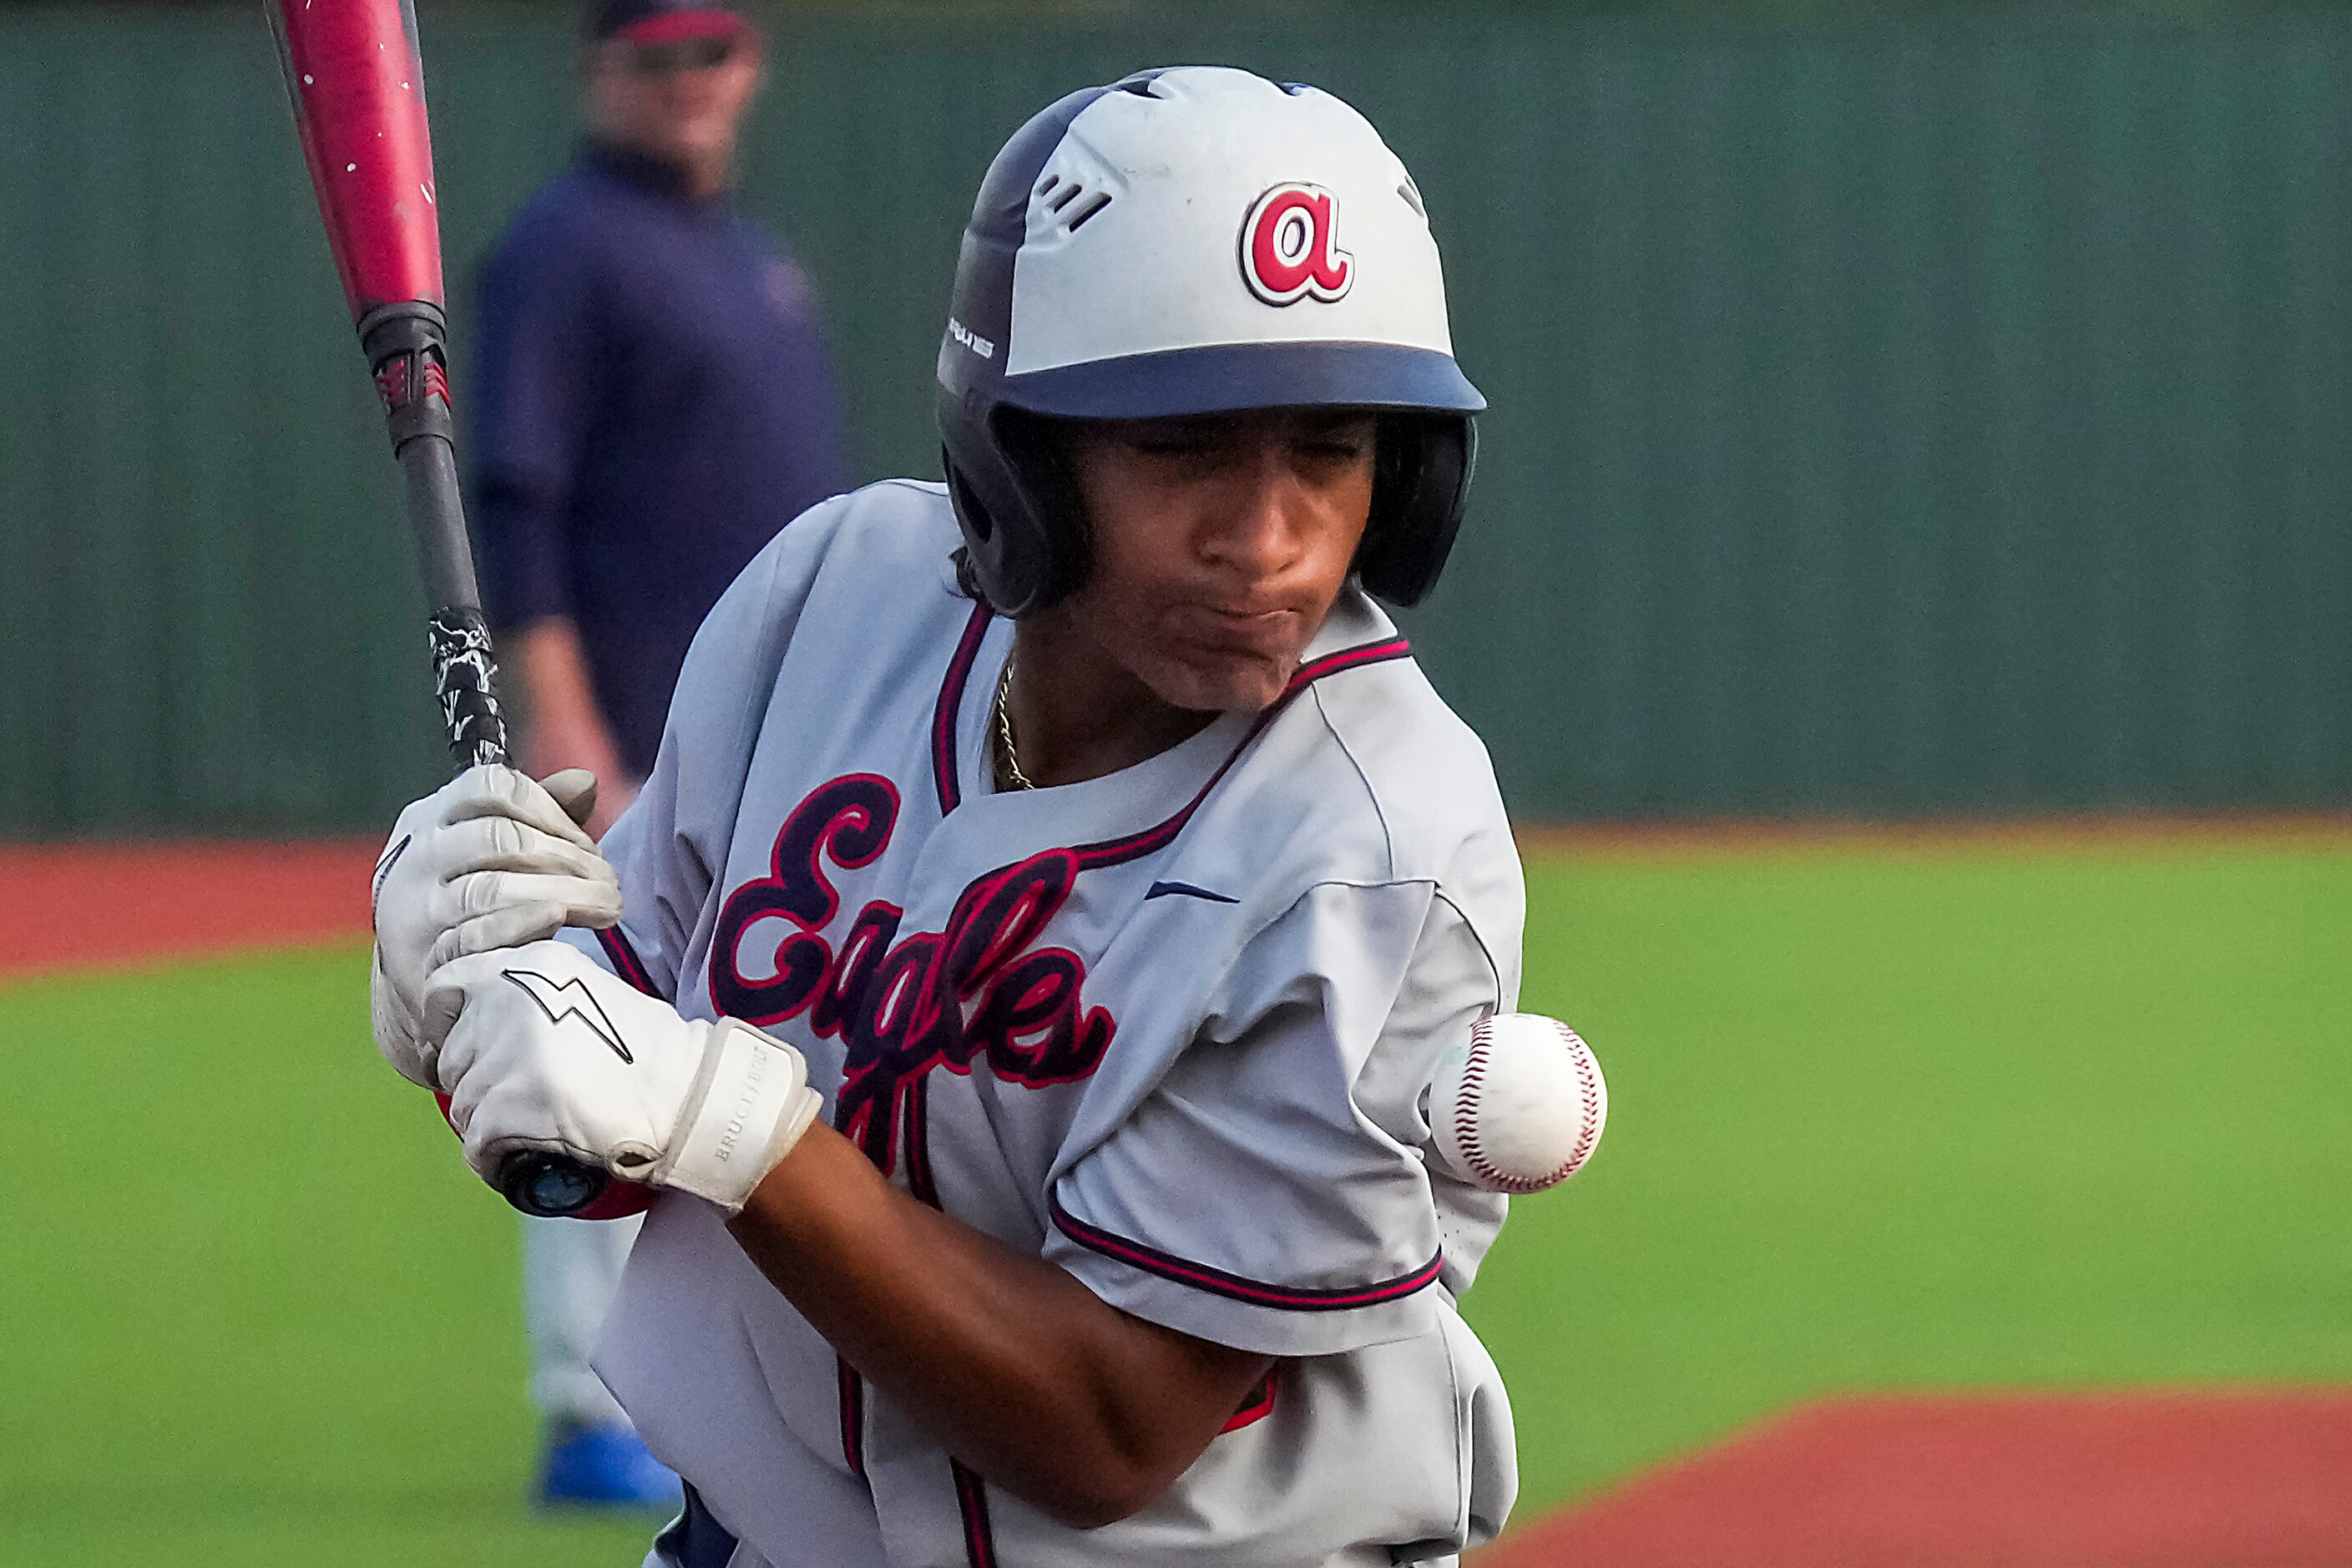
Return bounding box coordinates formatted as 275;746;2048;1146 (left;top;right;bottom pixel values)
1454;1019;1500;1187
1558;1019;1602;1180
1455;1017;1601;1194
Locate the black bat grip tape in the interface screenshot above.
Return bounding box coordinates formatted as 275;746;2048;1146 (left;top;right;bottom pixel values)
377;317;612;1222
423;614;609;1216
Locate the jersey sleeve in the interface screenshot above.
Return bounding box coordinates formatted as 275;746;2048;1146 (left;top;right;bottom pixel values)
466;214;607;630
1044;878;1506;1358
556;501;854;1004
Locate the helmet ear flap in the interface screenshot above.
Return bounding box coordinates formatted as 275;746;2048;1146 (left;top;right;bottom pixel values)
992;408;1090;609
938;397;1089;617
1357;413;1475;607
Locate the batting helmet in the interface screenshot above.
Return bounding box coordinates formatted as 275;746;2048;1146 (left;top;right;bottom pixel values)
936;66;1485;617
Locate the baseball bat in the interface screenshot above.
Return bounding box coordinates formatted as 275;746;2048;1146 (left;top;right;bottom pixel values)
268;0;608;1220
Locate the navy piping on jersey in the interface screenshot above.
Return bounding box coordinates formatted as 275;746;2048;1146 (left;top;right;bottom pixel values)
927;599;1414;864
952;1459;1001;1568
933;602;996;817
835;1359;868;1485
597;925;663;998
1049;1195;1444;1311
903;1073;940;1206
898;1072;1002;1566
1068;634;1413;871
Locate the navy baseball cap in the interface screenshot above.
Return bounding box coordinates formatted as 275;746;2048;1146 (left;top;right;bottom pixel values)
589;0;752;43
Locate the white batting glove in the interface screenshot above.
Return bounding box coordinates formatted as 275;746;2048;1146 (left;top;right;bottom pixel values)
422;941;823;1215
370;766;623;1089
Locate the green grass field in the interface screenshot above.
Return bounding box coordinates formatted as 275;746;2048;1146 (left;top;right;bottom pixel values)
3;840;2346;1565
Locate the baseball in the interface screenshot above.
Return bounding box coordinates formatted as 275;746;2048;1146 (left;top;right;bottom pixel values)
1429;1013;1607;1194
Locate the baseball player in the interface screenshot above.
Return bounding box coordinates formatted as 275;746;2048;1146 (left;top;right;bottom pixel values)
372;67;1523;1565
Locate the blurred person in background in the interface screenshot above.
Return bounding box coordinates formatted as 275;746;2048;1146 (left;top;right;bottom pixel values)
465;0;849;1510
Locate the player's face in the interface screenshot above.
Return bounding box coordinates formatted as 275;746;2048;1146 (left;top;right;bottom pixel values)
1063;408;1378;713
586;33;763;170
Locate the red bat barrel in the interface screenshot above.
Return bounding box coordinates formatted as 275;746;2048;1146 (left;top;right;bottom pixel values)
268;0;444;322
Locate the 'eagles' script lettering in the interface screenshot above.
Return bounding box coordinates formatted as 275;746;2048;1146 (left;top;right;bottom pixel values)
711;775;1115;1168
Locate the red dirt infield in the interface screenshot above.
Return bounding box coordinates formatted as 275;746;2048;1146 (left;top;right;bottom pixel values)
0;839;377;978
1479;1389;2352;1568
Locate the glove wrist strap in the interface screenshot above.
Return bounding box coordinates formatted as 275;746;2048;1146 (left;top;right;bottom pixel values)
660;1019;822;1214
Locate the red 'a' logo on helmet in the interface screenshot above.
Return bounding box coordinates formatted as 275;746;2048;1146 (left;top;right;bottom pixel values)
1241;184;1353;306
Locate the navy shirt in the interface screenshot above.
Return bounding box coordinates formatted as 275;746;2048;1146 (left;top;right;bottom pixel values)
468;144;848;778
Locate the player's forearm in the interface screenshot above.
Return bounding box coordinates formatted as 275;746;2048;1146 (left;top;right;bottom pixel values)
726;1124;1272;1527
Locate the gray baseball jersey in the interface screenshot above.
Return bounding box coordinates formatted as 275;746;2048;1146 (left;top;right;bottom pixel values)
566;480;1525;1566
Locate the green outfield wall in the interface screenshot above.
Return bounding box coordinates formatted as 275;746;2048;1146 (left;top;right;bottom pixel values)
3;6;2348;834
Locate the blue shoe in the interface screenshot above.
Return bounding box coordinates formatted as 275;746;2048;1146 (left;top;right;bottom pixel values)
537;1422;685;1511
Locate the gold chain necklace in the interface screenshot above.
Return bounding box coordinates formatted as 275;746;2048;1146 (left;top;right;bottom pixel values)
993;656;1034;791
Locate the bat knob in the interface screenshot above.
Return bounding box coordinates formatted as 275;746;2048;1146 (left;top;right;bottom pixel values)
498;1151;611;1217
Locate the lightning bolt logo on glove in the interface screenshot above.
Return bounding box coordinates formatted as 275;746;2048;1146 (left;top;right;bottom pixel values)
424;939;825;1215
503;967;635;1064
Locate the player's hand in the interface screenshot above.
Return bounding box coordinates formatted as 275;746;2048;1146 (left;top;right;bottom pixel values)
370;766;622;1089
421;940;823;1214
